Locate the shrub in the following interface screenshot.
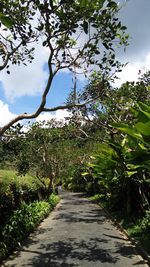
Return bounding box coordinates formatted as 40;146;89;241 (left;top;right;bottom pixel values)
0;170;45;224
48;193;60;209
141;211;150;231
0;194;60;262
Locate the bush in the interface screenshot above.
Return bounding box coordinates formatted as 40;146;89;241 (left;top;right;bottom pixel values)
0;194;60;262
0;170;45;224
89;194;105;203
141;211;150;231
126;214;150;253
48;193;60;209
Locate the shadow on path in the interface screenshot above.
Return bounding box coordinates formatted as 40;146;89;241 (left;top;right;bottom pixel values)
2;192;148;267
19;238;119;267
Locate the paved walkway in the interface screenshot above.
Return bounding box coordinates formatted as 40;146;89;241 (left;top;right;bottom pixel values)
2;191;149;267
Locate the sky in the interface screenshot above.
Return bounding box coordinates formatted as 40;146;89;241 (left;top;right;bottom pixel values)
0;0;150;127
116;0;150;85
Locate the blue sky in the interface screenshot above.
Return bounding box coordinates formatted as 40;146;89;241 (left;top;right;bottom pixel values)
5;71;86;115
0;0;150;127
2;72;78;114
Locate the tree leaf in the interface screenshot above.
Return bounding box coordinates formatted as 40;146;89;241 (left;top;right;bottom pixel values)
0;14;13;28
126;170;137;178
83;20;88;34
82;172;89;176
121;26;127;31
107;1;117;8
135;122;150;136
138;101;150;113
111;122;143;141
80;0;88;7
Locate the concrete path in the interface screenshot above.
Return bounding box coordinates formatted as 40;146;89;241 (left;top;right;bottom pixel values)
2;191;149;267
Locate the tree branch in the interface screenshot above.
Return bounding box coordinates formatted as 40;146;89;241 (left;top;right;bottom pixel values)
0;94;101;137
0;41;23;71
43;96;100;112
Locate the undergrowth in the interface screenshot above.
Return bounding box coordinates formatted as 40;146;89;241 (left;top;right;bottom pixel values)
0;193;60;262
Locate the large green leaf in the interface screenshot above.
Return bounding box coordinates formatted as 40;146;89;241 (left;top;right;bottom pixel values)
126;170;137;178
132;102;150;123
127;158;150;171
135;122;150;136
138;102;150;113
111;123;143;141
0;14;13;28
139;109;150;120
127;163;146;170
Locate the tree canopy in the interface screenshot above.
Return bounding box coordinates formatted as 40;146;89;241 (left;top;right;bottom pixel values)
0;0;128;136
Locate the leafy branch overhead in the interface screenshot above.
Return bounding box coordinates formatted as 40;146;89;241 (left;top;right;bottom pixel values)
0;0;128;136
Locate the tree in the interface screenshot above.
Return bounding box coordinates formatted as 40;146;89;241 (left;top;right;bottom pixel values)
73;71;150;136
4;118;98;195
79;74;150;215
0;0;128;136
0;0;37;70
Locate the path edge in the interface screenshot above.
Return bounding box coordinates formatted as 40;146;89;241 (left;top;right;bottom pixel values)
99;203;150;266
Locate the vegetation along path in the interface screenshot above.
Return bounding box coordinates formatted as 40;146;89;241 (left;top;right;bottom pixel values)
2;191;149;267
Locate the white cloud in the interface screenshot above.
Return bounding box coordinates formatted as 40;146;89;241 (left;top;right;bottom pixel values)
0;100;16;127
0;42;48;101
114;51;150;87
36;109;72;123
0;101;72;128
114;63;140;87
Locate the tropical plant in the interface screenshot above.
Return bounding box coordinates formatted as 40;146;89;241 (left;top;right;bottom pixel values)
82;100;150;216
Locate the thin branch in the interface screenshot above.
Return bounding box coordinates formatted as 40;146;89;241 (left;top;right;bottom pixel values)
0;94;101;137
0;41;23;71
78;128;89;138
43;96;100;112
54;35;97;75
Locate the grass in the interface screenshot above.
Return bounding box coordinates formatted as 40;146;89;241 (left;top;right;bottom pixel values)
112;215;150;254
126;220;150;254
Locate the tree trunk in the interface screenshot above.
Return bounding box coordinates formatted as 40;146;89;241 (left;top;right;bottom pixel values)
126;182;131;216
47;172;55;196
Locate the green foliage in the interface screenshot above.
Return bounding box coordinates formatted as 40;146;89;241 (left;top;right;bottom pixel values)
1;71;150;255
0;194;59;261
141;211;150;231
0;0;36;69
111;102;150;173
69;75;150;252
89;194;105;203
0;169;45;225
82;99;150;215
0;0;127;73
126;212;150;253
0;13;13;28
48;193;60;209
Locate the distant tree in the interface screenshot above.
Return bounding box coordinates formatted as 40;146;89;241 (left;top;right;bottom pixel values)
72;70;150;132
4;119;97;194
0;0;128;136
